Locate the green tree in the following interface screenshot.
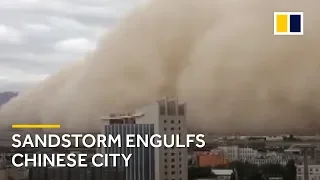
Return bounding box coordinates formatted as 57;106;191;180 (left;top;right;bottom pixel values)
230;172;236;180
259;163;285;177
188;166;214;180
228;161;259;180
283;159;296;180
247;170;263;180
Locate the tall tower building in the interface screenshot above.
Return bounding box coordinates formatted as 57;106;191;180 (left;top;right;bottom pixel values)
100;98;188;180
100;113;154;180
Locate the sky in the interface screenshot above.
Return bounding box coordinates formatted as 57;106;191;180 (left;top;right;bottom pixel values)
0;0;145;92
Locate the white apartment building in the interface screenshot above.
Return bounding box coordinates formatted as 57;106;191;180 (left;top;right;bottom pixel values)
211;169;233;180
137;98;188;180
247;157;288;166
100;98;188;180
217;145;291;165
296;164;320;180
218;146;239;161
239;147;258;160
217;146;258;162
246;152;290;165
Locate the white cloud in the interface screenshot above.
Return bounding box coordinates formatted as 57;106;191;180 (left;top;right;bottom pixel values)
0;0;147;91
0;0;67;11
47;16;88;31
0;0;143;18
24;23;51;32
0;52;77;65
0;25;22;43
54;38;96;53
0;66;48;83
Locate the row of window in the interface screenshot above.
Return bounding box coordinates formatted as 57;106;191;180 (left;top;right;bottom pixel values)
164;127;182;131
164;152;182;156
164;170;182;175
164;120;181;124
159;102;185;116
164;158;183;162
165;164;182;169
298;168;320;172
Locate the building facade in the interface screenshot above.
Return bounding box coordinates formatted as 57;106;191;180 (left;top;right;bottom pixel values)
193;151;229;167
101;117;155;180
296;164;320;180
217;146;239;161
217;146;258;162
101;98;188;180
314;148;320;164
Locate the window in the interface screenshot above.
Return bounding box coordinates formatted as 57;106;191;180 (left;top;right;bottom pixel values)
159;99;166;114
178;104;184;115
171;120;174;124
167;100;176;115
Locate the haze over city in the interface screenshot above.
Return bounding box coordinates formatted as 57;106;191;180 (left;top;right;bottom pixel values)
0;0;320;135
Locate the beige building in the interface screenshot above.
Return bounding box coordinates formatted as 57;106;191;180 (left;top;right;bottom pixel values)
314;148;320;164
217;146;258;162
296;164;320;180
100;98;188;180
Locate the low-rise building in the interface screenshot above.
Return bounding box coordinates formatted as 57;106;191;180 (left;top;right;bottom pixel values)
296;164;320;180
217;146;258;162
211;169;234;180
198;154;229;167
217;146;239;161
192;151;229;167
246;157;288;166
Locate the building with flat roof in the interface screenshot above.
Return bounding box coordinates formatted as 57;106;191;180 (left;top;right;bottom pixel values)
211;169;234;180
100;98;188;180
102;122;155;180
296;164;320;180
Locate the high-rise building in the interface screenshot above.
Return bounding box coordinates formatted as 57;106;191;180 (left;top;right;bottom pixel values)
100;98;188;180
314;147;320;164
102;121;155;180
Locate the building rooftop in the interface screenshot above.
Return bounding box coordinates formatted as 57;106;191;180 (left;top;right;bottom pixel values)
100;112;144;120
285;144;318;153
211;169;233;176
